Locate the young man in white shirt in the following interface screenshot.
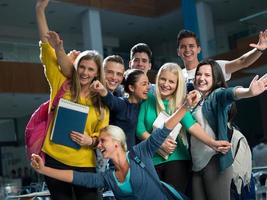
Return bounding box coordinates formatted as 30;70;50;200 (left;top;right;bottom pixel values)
177;29;267;90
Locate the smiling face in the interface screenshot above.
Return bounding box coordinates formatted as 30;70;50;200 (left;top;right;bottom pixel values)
177;37;201;68
129;52;151;74
104;61;124;92
77;59;98;87
158;70;178;100
194;64;213;95
130;74;150;101
97;131;117;159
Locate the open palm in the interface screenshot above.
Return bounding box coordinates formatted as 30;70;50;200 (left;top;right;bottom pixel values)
250;29;267;51
249;74;267;96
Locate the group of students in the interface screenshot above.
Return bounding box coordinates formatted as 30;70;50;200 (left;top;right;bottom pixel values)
31;0;267;200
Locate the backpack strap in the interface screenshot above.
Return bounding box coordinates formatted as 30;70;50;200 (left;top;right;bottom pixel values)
50;80;70;112
129;148;185;200
47;80;70;128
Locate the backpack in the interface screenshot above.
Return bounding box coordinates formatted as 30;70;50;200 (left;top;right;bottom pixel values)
230;127;255;199
25;81;69;161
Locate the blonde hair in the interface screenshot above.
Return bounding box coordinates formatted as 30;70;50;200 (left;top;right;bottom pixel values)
101;125;127;152
71;50;106;120
155;63;186;114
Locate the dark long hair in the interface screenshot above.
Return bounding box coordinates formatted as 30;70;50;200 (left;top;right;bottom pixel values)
195;58;237;125
195;58;227;91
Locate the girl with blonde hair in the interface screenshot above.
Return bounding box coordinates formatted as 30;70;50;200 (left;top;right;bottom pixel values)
137;62;228;194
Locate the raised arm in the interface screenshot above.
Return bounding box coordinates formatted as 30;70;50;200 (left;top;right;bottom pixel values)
136;103;188;157
225;29;267;74
235;74;267;99
91;80;127;112
31;154;106;188
31;154;73;183
46;31;74;77
35;0;50;42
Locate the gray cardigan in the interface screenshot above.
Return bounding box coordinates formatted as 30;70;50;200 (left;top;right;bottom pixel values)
73;127;171;200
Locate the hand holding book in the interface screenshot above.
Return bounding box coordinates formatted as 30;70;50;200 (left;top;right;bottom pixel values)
50;98;89;149
153;111;182;159
160;137;177;154
70;131;93;146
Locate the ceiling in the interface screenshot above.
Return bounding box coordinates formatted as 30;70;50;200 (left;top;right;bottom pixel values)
0;0;267;118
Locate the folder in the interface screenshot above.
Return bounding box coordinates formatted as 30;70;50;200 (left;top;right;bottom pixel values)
50;98;89;149
153;112;182;159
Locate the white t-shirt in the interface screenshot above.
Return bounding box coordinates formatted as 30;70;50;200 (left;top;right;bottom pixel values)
191;104;217;171
182;60;232;83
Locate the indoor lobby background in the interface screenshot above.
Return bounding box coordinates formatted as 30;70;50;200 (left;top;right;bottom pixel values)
0;0;266;197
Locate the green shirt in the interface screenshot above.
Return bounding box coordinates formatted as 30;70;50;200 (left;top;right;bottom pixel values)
136;93;196;165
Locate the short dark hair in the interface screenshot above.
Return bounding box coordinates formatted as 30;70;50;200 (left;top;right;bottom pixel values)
103;55;124;69
195;58;227;92
130;43;152;61
122;69;145;94
177;29;200;48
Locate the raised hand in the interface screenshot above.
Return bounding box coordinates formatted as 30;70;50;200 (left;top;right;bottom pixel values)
249;29;267;51
70;131;93;146
248;74;267;96
45;31;64;52
31;154;45;173
90;80;107;97
186;89;202;108
36;0;49;11
67;50;81;64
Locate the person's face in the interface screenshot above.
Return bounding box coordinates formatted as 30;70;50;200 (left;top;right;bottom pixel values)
194;64;213;95
97;132;117;159
158;70;178;100
130;74;149;100
104;61;124;92
177;37;201;64
77;59;98;87
129;52;151;74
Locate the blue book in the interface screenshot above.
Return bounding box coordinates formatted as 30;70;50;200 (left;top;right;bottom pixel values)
50;98;89;149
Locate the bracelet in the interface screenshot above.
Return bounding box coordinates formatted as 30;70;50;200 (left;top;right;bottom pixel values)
182;101;193;111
